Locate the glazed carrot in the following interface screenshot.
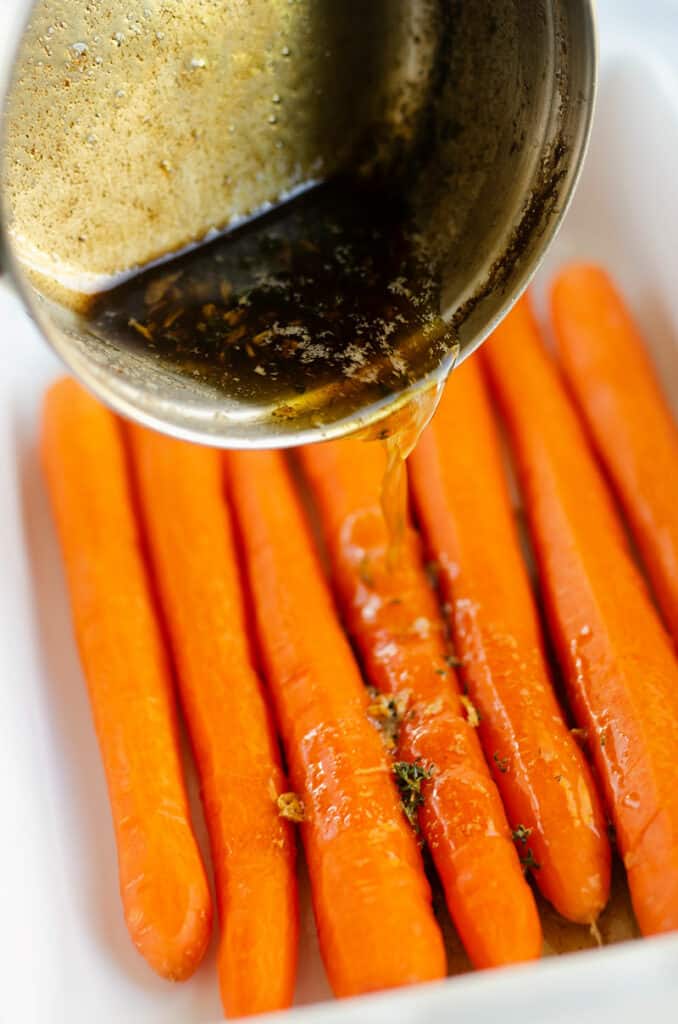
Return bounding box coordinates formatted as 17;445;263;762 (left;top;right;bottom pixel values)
551;264;678;643
298;439;542;967
484;297;678;936
41;379;211;980
226;450;446;997
409;357;610;925
128;426;297;1017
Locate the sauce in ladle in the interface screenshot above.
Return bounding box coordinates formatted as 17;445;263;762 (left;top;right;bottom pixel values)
87;176;457;438
87;176;457;554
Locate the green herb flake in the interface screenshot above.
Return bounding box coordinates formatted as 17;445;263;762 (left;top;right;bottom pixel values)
444;653;463;668
512;824;532;845
520;848;541;871
393;759;435;829
367;687;410;751
493;752;509;773
434;668;447;677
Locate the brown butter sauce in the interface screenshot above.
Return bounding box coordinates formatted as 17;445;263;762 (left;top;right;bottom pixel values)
357;382;444;567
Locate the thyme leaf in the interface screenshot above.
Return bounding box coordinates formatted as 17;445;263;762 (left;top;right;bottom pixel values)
512;824;532;845
367;687;410;751
393;759;435;829
520;848;541;871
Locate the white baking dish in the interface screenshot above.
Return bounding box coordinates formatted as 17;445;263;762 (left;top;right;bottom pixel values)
1;2;677;1021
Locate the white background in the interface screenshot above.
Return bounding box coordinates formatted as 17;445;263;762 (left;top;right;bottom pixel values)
1;3;678;1024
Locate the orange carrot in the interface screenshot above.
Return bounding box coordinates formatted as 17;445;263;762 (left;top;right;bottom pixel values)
128;426;298;1017
484;297;678;936
409;357;611;925
41;378;211;980
298;439;542;968
226;450;446;997
551;264;678;643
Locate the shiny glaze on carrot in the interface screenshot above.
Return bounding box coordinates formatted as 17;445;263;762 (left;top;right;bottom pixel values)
129;426;298;1016
226;450;447;997
41;379;212;980
484;297;678;935
299;439;542;968
409;358;610;925
552;264;678;644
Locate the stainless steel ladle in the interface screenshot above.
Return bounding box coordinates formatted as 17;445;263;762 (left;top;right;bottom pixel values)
1;1;596;448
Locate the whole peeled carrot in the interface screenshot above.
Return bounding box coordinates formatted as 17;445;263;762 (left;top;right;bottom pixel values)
409;357;610;925
484;297;678;936
128;426;297;1017
41;379;211;980
551;264;678;643
226;450;446;997
299;439;542;968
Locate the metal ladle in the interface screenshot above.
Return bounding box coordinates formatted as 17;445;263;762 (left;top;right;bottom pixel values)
1;0;596;448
